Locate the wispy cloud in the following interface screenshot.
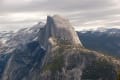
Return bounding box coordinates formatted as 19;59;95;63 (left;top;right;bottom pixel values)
0;0;120;31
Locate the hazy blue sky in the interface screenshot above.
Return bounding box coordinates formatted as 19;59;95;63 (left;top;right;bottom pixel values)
0;0;120;31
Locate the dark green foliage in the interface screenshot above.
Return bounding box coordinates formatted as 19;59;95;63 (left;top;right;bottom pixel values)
117;70;120;80
43;39;74;73
44;54;64;73
58;39;71;45
82;59;117;80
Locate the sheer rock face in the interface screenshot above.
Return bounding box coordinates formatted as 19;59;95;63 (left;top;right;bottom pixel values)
39;15;83;50
38;15;120;80
0;15;120;80
37;16;120;80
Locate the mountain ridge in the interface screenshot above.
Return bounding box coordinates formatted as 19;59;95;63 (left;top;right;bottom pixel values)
38;15;120;80
0;15;120;80
77;29;120;57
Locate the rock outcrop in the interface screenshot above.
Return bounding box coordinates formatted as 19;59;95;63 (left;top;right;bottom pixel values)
39;15;120;80
39;15;83;50
0;15;120;80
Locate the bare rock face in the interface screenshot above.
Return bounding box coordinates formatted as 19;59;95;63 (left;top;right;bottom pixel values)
38;15;120;80
0;41;3;47
0;15;120;80
39;15;83;50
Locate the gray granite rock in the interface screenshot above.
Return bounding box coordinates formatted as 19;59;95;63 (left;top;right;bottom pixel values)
39;15;83;50
0;15;120;80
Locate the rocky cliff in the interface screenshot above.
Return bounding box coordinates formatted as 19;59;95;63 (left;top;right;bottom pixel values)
39;15;83;50
0;15;120;80
38;15;120;80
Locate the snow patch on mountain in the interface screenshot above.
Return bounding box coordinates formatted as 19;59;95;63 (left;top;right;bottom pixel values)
0;22;45;54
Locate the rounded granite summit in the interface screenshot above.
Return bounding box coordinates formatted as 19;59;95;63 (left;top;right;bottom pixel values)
39;15;83;49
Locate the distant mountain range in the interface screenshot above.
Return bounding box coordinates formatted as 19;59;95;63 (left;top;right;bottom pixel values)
77;29;120;57
1;27;120;57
